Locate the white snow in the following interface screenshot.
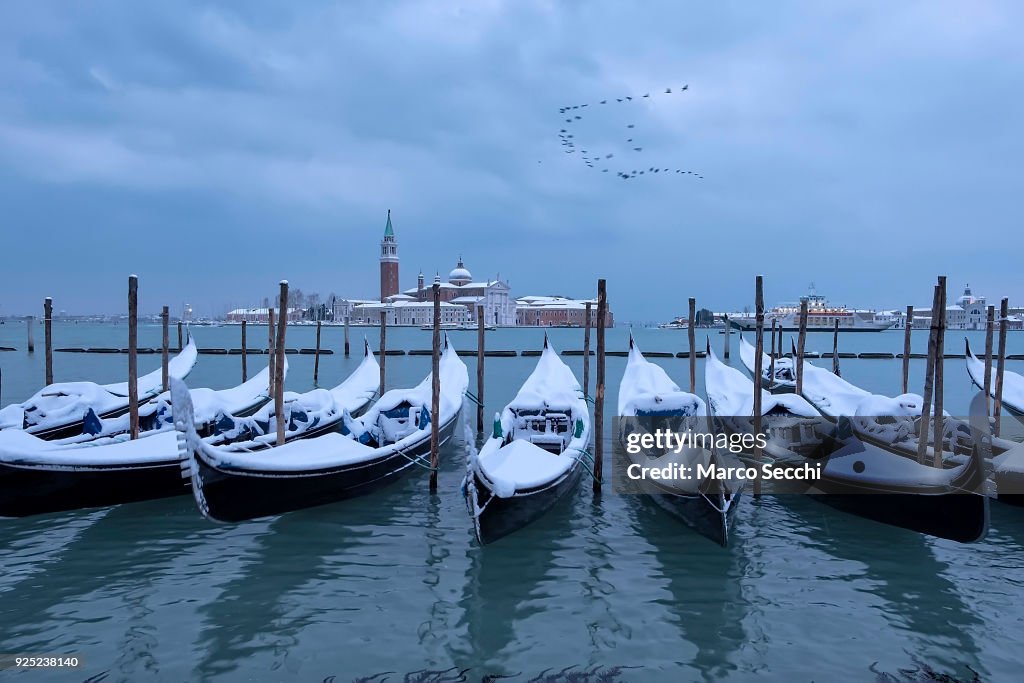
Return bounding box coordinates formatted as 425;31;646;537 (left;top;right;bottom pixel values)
472;341;591;498
617;339;706;417
0;428;180;468
185;335;468;471
705;347;818;417
477;438;574;492
102;338;198;397
0;339;198;433
739;335;795;388
966;338;1024;414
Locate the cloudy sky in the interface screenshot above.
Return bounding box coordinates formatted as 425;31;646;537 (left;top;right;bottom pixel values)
1;0;1020;321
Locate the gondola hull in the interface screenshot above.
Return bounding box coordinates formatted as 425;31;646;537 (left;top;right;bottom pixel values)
190;411;459;523
0;459;184;517
469;461;583;545
647;489;739;547
0;413;345;518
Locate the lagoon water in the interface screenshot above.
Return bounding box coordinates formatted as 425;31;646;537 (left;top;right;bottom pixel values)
1;322;1023;681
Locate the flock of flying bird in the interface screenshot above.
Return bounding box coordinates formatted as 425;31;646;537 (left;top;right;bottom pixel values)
552;85;704;181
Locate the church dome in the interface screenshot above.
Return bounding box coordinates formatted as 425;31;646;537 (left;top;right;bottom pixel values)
448;258;472;286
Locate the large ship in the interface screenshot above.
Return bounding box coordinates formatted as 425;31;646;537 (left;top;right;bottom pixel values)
727;286;894;332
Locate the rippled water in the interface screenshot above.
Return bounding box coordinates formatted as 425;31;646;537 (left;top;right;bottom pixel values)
1;323;1022;681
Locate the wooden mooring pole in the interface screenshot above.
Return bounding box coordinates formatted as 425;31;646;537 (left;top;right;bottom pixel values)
268;308;276;398
583;302;592;398
831;319;840;376
723;315;731;360
275;283;288;446
161;306;169;392
177;321;183;352
795;300;808;395
916;285;941;463
313;320;322;385
752;276;765;498
429;282;441;492
932;276;947;468
983;305;995;416
44;297;53;385
128;275;139;440
902;305;913;394
379;311;387;397
688;297;697;393
476;305;485;434
344;316;351;357
768;320;777;391
26;316;34;354
241;320;248;382
594;279;607;494
995;297;1009;436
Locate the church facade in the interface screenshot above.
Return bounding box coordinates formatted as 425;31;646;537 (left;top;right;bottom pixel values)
403;258;516;326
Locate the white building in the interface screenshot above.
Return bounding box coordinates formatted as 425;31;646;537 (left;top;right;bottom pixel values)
226;307;304;323
403;259;516;326
332;298;378;321
351;299;470;326
890;285;1023;330
515;295;614;327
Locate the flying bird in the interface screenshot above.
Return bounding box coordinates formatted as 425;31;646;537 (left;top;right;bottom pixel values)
682;85;688;90
600;100;607;104
575;115;582;120
627;124;635;128
633;147;642;151
625;96;632;101
665;88;672;93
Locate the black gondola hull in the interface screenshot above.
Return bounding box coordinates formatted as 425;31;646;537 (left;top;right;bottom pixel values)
808;490;989;543
469;462;583;545
191;412;459;523
0;460;185;517
0;415;345;518
647;490;740;547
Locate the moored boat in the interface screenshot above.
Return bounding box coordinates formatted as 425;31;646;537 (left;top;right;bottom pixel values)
738;335;795;392
464;336;591;545
728;287;893;332
704;347;989;543
965;338;1024;416
617;336;741;546
0;339;199;440
177;335;467;522
0;348;380;518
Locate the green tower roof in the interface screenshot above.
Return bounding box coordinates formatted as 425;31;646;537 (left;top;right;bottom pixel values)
384;209;394;237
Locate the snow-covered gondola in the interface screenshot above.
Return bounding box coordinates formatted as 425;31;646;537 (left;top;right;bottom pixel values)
56;358;281;445
177;336;467;522
738;335;795;392
705;347;988;543
966;338;1024;416
465;337;591;545
617;336;740;546
0;339;199;440
0;348;379;518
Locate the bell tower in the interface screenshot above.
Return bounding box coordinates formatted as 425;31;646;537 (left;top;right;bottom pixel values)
380;209;399;302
